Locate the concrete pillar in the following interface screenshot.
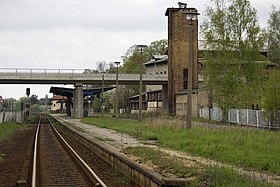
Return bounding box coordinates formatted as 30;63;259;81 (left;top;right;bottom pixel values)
162;84;168;114
66;97;71;117
73;83;83;118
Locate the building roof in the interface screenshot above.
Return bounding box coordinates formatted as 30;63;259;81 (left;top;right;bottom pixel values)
51;95;67;100
143;55;168;66
146;89;162;93
49;86;115;98
165;7;198;16
129;92;146;100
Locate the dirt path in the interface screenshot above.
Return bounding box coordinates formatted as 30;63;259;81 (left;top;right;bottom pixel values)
52;114;280;185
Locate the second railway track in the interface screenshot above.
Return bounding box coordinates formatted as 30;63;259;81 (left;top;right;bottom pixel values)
32;115;106;187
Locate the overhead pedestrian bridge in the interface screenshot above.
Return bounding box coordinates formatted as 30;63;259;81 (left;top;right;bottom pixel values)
0;68;168;85
0;68;169;118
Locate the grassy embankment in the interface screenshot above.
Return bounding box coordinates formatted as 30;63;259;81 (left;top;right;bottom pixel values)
0;122;22;160
82;117;280;182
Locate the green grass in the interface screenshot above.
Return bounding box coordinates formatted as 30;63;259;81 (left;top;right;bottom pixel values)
0;122;22;160
124;147;275;187
82;117;280;175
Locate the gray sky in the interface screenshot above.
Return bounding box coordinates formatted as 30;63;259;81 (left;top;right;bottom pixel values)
0;0;278;99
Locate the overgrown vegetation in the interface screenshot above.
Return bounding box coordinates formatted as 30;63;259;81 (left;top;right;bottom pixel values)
124;147;275;186
82;117;280;175
268;6;280;64
0;122;22;160
201;0;266;113
262;70;280;125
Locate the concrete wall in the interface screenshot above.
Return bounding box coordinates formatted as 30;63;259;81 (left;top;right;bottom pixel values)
146;63;168;92
200;108;280;128
176;90;208;117
0;112;24;124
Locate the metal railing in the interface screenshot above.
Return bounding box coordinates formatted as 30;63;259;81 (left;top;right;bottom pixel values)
0;68;168;78
0;68;87;75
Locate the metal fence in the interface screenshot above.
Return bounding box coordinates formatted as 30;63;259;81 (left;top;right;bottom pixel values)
0;112;24;124
199;108;279;128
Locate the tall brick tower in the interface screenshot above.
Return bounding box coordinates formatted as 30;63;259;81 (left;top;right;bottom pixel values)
165;6;199;115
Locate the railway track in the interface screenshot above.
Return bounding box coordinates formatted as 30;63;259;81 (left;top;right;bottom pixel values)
31;115;106;187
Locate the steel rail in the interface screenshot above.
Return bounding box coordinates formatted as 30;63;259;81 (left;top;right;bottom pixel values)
46;116;107;187
31;116;41;187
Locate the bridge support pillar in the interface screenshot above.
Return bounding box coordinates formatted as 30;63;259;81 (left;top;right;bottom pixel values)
66;97;72;117
73;83;83;118
162;84;168;114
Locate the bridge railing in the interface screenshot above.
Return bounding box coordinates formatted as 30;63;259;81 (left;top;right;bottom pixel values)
0;68;168;78
0;68;86;75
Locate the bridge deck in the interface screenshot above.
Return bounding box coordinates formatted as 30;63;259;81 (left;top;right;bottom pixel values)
0;68;168;85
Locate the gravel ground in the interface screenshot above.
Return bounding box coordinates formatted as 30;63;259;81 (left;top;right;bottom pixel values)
0;125;36;187
55;122;136;187
0;119;135;187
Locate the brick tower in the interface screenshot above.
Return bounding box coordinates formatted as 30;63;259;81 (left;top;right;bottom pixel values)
165;6;199;115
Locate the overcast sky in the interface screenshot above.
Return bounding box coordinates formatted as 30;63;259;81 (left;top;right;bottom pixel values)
0;0;278;100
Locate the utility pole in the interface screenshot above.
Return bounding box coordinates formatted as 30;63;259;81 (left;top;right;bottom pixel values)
185;10;199;128
101;71;105;117
136;45;147;122
114;61;120;118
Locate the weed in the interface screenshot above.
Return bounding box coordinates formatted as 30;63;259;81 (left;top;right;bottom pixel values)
82;117;280;175
124;147;276;186
0;122;22;160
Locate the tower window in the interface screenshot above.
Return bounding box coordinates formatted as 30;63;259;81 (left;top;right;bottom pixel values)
183;69;188;89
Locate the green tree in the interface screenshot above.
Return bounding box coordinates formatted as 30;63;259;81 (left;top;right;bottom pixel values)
121;39;167;73
96;61;107;73
262;70;280;125
92;95;102;112
30;94;39;105
117;40;167;111
201;0;266;116
19;96;30;104
146;39;168;59
268;6;280;64
3;98;17;112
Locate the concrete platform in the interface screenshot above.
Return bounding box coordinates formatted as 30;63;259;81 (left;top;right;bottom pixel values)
51;114;186;187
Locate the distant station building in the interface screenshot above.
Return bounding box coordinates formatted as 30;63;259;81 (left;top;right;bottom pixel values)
129;52;207;116
49;86;115;117
51;95;67;113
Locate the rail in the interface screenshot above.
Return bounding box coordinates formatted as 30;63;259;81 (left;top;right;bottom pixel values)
31;115;107;187
31;116;41;187
47;116;107;187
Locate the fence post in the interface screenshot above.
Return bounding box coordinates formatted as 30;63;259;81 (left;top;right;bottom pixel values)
256;110;259;127
237;109;240;124
246;109;249;126
0;112;3;124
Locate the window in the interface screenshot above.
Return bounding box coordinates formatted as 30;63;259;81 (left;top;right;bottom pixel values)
158;92;162;100
183;69;188;89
